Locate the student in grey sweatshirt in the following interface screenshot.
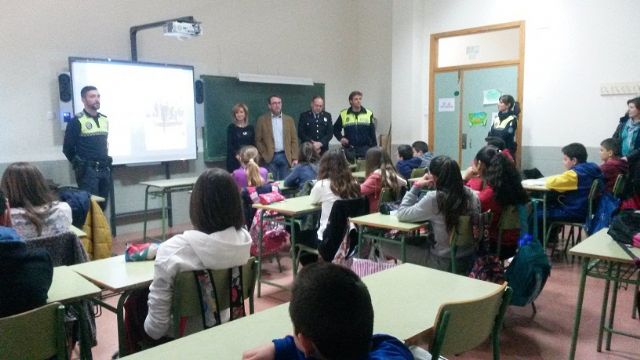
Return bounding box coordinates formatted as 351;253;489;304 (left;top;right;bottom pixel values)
381;156;480;272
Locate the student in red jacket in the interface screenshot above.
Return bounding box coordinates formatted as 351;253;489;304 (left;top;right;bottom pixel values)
360;147;406;213
463;146;528;259
599;138;628;193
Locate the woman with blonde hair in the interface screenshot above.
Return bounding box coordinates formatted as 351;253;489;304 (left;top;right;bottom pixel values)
232;145;269;189
226;103;256;172
1;162;72;239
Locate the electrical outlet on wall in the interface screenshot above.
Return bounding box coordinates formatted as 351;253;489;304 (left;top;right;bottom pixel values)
600;82;640;96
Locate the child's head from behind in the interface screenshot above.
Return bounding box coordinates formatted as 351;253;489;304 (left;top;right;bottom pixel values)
397;144;413;160
561;143;588;169
289;263;373;359
1;162;53;208
238;145;263;186
318;149;360;198
411;141;429;157
364;147;382;175
190;168;244;234
299;142;320;165
600;138;621;162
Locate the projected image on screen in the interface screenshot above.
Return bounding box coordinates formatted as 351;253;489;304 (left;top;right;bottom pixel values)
70;58;197;165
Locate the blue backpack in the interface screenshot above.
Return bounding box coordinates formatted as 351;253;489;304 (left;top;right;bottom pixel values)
586;191;620;235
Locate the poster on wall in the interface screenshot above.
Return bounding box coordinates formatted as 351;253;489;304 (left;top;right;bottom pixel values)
483;89;502;105
438;98;455;112
468;112;488;126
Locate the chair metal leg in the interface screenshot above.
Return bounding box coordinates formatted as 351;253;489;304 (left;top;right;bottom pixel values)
632;272;639;319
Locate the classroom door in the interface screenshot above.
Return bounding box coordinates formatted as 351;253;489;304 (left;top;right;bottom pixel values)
460;65;518;166
433;71;461;160
433;65;518;165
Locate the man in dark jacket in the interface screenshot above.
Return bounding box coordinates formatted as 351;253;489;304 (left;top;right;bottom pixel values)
0;190;53;317
298;96;333;155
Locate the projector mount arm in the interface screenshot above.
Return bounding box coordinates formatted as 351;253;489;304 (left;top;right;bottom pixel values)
130;16;195;61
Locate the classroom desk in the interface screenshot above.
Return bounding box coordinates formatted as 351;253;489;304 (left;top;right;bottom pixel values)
252;196;321;296
70;255;155;357
140;177;198;241
121;263;502;360
48;266;102;360
70;224;87;237
272;180;297;197
567;229;640;360
522;178;550;248
351;212;425;263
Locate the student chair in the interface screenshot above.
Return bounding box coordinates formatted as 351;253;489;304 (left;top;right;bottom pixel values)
316;197;369;262
546;180;600;259
171;258;257;338
612;173;627;199
496;203;530;259
410;167;427;179
0;303;68;360
449;213;491;275
424;284;513;360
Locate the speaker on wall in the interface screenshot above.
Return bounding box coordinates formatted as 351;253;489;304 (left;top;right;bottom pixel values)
195;79;204;127
58;72;74;130
195;79;204;104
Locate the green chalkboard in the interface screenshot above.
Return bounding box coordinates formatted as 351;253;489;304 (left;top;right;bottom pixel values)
201;75;325;161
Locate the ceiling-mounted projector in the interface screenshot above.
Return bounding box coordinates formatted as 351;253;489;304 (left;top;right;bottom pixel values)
163;21;202;38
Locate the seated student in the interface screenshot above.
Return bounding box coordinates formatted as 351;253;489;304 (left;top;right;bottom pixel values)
144;168;251;340
396;144;423;179
360;147;407;213
541;143;602;227
232;145;269;189
383;156;480;272
0;162;72;239
463;146;529;259
599;138;628;193
0;190;53;318
466;137;514;191
412;140;434;169
304;150;360;251
284;141;320;191
242;263;412;360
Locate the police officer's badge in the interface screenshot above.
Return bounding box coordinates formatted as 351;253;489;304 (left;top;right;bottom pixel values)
86;122;93;130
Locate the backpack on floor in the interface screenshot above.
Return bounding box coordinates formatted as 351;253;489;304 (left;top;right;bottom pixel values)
505;234;551;307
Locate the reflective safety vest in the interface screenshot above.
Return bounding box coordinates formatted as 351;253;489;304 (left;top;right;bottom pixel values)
340;108;373;127
77;112;108;137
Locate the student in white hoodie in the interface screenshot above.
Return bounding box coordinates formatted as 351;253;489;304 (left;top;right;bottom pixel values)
144;168;251;340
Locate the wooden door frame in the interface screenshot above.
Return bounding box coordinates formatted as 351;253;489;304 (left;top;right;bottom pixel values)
428;21;525;165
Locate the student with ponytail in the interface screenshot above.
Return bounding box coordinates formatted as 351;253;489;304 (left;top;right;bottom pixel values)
463;146;529;258
384;155;480;272
232;145;269;189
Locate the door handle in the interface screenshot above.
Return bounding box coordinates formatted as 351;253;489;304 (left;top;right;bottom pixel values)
461;133;467;149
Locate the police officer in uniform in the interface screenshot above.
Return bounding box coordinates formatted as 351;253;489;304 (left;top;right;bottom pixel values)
333;90;377;161
63;85;111;209
298;95;333;155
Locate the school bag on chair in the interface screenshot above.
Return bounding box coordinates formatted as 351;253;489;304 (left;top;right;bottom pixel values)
505;234;551;308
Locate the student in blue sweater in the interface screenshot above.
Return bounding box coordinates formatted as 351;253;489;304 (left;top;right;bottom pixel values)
396;144;423;179
284;142;320;191
242;263;412;360
538;143;602;237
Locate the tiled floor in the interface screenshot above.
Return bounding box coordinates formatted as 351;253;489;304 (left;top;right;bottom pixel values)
85;226;640;359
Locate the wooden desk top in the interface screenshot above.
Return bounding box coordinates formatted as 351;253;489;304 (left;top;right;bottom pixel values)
122;263;501;359
569;228;640;263
69;225;87;237
48;266;101;303
69;255;155;292
252;195;320;216
352;170;366;180
140;177;199;189
350;212;425;232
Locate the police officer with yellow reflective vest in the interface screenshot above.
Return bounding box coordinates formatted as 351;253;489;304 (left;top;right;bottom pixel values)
333;90;377;161
63;85;111;209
